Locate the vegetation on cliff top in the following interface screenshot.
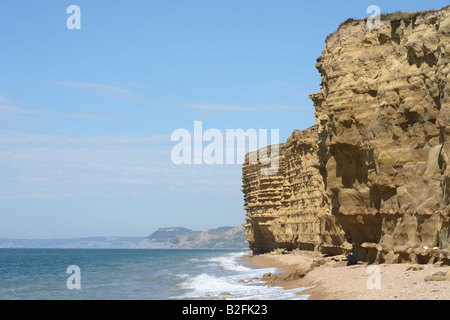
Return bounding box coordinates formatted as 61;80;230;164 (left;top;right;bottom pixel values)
380;9;437;22
336;6;444;31
327;6;446;42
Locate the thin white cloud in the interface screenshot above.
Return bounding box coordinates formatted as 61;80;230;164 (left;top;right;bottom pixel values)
0;104;39;114
0;130;243;200
0;132;173;198
181;102;303;112
257;104;305;111
0;94;11;103
0;93;123;120
0;94;40;115
182;103;255;111
56;81;133;97
0;132;170;145
58;111;124;120
256;81;310;92
54;81;154;103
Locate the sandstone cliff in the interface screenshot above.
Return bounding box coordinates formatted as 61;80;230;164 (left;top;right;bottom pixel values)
243;127;349;255
243;6;450;264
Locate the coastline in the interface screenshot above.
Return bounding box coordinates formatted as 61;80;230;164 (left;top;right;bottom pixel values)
242;251;450;300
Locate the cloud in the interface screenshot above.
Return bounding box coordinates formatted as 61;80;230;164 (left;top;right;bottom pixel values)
56;81;133;98
0;94;40;115
0;132;242;199
0;95;11;103
0;93;129;124
181;103;255;111
181;102;303;112
54;81;154;104
58;111;124;120
0;104;39;114
256;104;306;112
256;81;309;92
0;132;169;198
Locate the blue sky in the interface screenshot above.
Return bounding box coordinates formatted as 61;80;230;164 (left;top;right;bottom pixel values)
0;0;448;238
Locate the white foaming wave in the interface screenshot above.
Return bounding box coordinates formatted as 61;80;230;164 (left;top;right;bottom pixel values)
169;273;190;280
172;251;309;300
176;272;308;300
176;273;264;299
188;258;200;261
207;252;252;272
180;273;250;293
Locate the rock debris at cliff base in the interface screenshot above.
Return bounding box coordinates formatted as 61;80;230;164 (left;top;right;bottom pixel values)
243;6;450;264
246;251;450;300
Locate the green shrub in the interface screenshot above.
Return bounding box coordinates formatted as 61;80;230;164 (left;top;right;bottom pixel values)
380;10;436;22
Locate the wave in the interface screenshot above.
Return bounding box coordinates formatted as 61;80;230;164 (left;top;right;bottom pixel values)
172;251;308;300
206;252;254;272
169;273;190;280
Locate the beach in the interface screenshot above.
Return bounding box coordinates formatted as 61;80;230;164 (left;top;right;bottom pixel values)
244;251;450;300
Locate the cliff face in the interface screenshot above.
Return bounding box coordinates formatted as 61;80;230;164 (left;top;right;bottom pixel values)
312;8;450;264
244;6;450;264
243;127;348;255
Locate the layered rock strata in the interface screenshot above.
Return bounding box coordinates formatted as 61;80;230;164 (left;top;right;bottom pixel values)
311;7;450;264
243;127;348;255
243;6;450;264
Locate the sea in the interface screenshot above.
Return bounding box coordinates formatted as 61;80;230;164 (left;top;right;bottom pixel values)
0;249;309;300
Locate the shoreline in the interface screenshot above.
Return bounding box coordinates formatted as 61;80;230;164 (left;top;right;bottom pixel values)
242;251;450;300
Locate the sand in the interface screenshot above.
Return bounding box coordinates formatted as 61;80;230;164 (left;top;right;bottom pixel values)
244;251;450;300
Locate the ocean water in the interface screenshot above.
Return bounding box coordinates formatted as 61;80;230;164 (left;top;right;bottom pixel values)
0;249;309;300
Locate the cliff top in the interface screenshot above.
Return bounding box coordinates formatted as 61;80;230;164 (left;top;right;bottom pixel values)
330;5;450;39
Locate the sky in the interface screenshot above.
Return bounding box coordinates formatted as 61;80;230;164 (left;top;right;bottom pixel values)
0;0;448;239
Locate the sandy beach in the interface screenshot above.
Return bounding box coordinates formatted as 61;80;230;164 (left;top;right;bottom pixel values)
244;251;450;300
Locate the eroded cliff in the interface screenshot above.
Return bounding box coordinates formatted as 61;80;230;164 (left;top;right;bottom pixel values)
243;6;450;264
243;127;348;255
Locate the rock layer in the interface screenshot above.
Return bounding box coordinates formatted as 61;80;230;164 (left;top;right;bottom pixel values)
312;7;450;264
243;6;450;264
243;128;348;255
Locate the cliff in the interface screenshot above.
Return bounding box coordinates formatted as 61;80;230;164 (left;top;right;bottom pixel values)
243;127;348;255
243;6;450;264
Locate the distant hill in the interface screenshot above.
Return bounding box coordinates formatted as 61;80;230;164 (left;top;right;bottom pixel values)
138;227;195;248
0;226;249;249
139;225;249;249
